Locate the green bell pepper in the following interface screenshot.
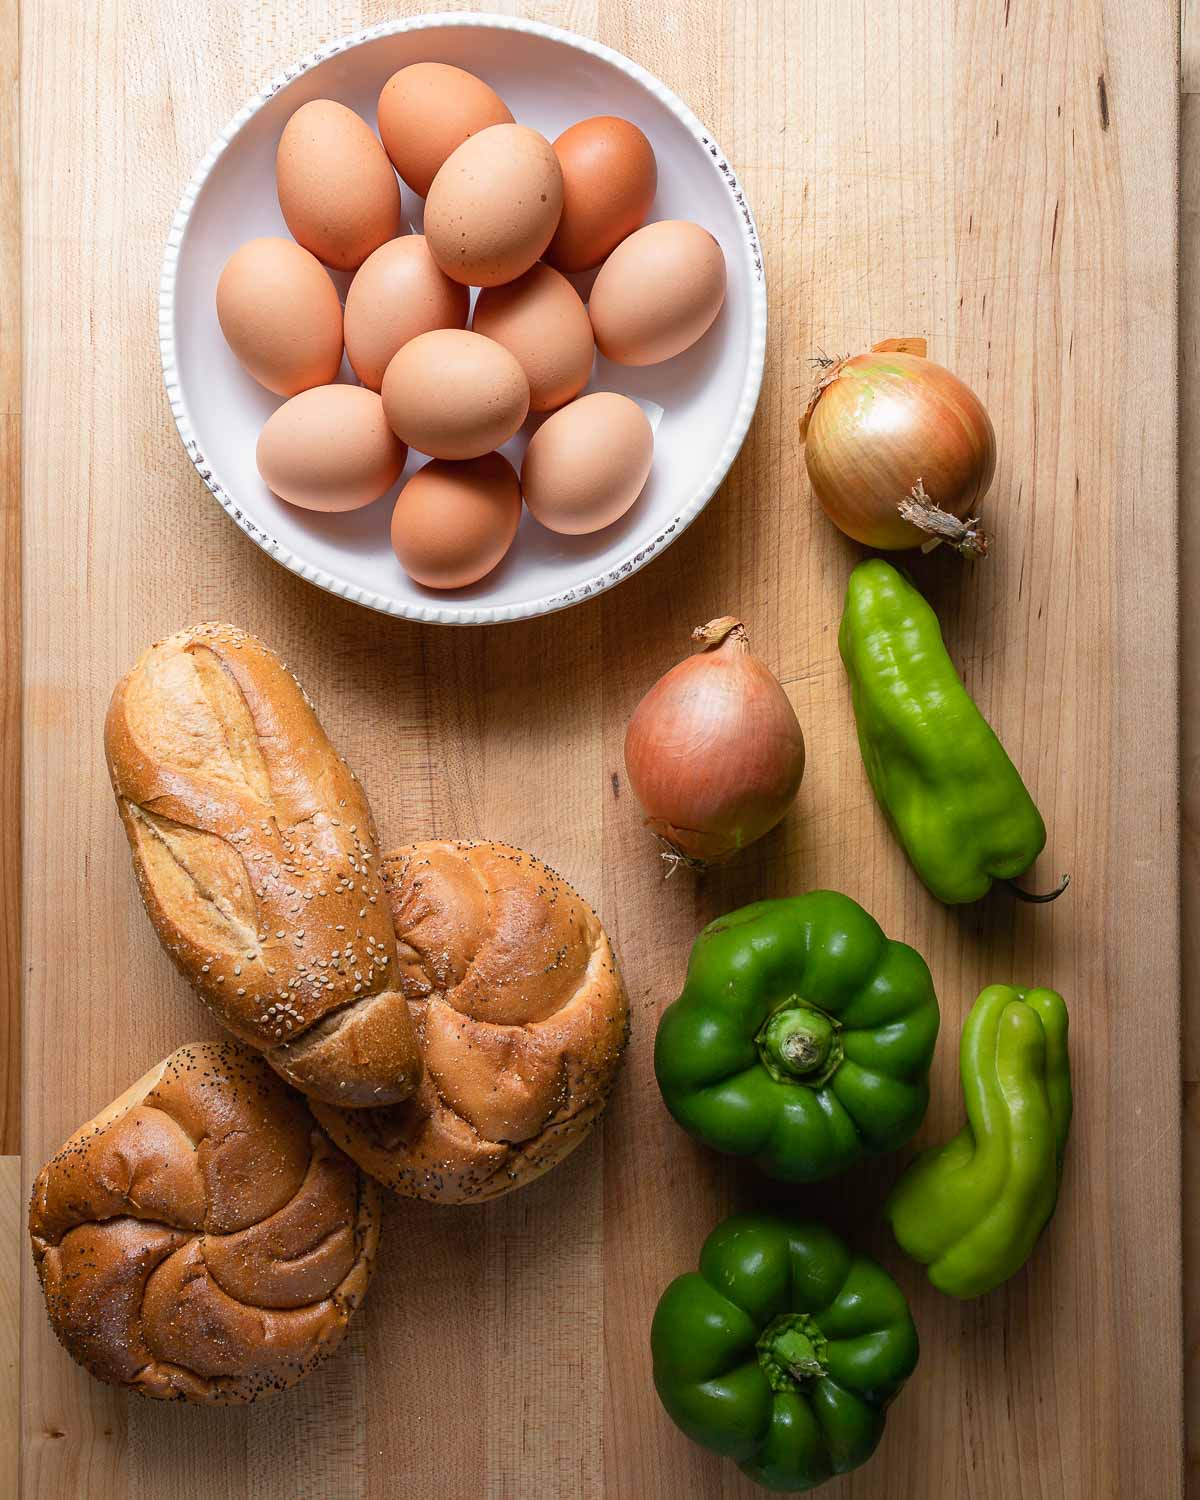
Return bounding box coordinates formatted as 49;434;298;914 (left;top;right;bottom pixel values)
838;558;1067;905
887;985;1071;1298
652;1213;919;1493
654;891;939;1182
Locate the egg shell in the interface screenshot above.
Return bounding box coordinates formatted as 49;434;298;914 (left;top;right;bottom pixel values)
381;328;530;461
391;452;522;589
546;116;657;273
588;220;726;366
521;392;653;535
276;99;402;271
344;236;470;391
215;237;344;397
472;263;594;413
377;63;513;198
256;385;407;512
424;124;564;288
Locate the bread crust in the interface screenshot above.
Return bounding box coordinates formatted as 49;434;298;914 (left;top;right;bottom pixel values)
105;623;421;1106
29;1041;382;1403
312;840;629;1203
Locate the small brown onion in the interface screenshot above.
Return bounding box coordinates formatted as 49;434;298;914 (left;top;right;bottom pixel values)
623;618;805;868
801;338;996;556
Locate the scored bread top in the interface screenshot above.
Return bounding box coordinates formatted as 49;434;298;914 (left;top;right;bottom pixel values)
105;623;421;1106
312;839;630;1203
29;1041;381;1404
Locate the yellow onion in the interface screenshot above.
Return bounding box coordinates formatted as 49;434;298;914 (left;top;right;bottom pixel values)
623;617;805;868
801;338;996;556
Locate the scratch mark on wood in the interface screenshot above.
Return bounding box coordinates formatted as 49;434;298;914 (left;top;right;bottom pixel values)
1098;73;1110;131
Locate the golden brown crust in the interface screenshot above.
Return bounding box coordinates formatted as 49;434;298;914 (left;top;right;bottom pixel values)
104;624;421;1107
29;1042;381;1404
311;840;629;1203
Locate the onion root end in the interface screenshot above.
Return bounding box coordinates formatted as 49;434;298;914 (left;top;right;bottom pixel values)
897;478;990;559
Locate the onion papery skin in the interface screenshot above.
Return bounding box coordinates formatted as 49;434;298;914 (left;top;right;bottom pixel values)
623;620;806;866
805;351;996;550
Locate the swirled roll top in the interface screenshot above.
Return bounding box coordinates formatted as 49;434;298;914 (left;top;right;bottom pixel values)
29;1042;381;1403
313;840;630;1203
104;623;422;1106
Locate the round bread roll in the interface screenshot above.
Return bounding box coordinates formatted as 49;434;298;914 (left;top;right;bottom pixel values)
312;841;629;1204
30;1042;381;1404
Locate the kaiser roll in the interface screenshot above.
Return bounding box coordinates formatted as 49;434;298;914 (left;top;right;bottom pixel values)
30;1041;381;1403
105;623;422;1107
312;840;629;1203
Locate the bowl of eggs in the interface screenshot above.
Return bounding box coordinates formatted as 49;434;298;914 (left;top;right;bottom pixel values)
162;13;767;624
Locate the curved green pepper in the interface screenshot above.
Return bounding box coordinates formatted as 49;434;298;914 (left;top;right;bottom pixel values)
651;1213;919;1493
839;559;1065;905
887;985;1071;1298
654;891;939;1182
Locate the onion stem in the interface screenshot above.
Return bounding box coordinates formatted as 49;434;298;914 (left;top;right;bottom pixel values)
691;617;747;650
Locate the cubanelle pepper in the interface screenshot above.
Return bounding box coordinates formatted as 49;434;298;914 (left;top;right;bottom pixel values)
839;559;1067;905
654;891;939;1182
652;1213;919;1493
887;985;1071;1298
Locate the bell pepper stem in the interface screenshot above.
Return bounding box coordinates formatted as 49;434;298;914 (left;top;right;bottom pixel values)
1005;872;1070;904
756;1313;829;1394
756;1003;842;1086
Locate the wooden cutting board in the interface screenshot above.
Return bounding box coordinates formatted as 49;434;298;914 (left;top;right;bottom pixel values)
19;1;1181;1496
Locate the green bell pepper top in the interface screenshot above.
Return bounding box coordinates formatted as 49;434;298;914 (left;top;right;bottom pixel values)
652;1213;919;1493
839;559;1054;905
887;985;1071;1298
654;891;940;1182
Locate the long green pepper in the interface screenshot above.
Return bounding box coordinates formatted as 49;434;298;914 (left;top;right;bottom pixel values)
838;559;1066;905
887;985;1071;1298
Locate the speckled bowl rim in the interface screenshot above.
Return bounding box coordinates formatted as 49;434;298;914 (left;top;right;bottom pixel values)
160;10;768;626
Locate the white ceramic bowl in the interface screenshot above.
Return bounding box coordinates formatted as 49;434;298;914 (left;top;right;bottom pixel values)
162;12;767;625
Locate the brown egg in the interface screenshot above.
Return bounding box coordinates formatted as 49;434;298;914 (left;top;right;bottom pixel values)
588;220;726;366
256;385;407;512
425;124;564;288
473;264;594;413
276;100;402;271
216;237;343;397
521;392;653;534
546;117;657;273
381;328;530;460
391;453;522;588
377;63;513;198
344;236;470;391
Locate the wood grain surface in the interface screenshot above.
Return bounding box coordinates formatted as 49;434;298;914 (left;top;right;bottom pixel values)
17;2;1181;1498
1182;11;1199;1490
1;0;20;1159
